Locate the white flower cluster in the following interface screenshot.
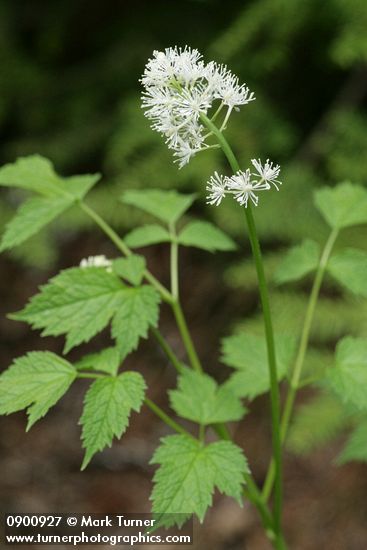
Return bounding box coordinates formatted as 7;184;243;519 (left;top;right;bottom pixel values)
141;46;255;168
206;159;281;208
80;255;112;272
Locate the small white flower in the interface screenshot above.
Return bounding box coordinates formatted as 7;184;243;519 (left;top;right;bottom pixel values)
80;255;112;272
141;46;255;168
214;70;256;108
226;169;270;207
251;158;282;190
173;140;202;169
206;172;227;206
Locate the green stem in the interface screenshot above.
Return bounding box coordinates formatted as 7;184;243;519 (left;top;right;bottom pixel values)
79;200;203;375
169;223;179;300
144;397;195;439
200;112;283;534
151;326;184;373
167;222;203;372
79;201;172;302
171;300;202;373
262;228;339;501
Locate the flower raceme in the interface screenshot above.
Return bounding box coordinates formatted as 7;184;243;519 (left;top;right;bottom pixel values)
141;46;255;168
206;159;282;208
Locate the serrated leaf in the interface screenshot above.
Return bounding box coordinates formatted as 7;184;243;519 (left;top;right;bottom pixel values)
274;239;320;284
150;435;248;523
63;173;101;200
337;421;367;465
326;336;367;411
124;225;171;248
113;255;146;286
121;189;195;225
0;196;72;252
12;267;125;353
75;347;121;376
328;248;367;297
0;156;100;251
314;182;367;229
287;393;347;455
0;155;64;196
0;155;100;199
221;333;296;399
169;368;245;425
178;221;236;252
111;286;160;359
80;372;146;469
0;351;76;430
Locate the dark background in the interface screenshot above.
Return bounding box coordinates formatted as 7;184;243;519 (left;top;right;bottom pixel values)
1;1;367;548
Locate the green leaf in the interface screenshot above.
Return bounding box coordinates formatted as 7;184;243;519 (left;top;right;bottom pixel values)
12;267;161;356
314;182;367;229
124;225;171;248
0;155;64;196
75;347;121;376
0;156;100;251
0;351;76;430
328;248;367;297
113;255;146;286
178;221;236;252
0;155;100;199
287;393;347;455
12;267;125;353
327;336;367;411
0;196;72;252
62;173;101;200
80;372;146;469
111;286;160;359
151;435;248;523
274;239;320;284
337;421;367;465
221;333;296;399
169;369;245;425
121;189;195;225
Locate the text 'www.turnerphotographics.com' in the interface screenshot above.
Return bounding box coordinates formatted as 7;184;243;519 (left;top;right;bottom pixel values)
4;514;193;546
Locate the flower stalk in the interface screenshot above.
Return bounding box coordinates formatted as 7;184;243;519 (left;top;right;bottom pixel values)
200;112;284;535
262;227;339;501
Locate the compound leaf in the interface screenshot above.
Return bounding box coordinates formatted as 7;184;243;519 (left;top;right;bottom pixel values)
150;435;248;523
327;336;367;411
169;368;245;425
0;196;72;252
287;393;347;455
314;182;367;229
221;333;295;399
0;351;76;430
0;156;100;251
12;267;125;353
328;248;367;297
124;225;171;248
337;421;367;465
80;372;146;469
111;285;160;359
75;347;121;376
178;221;236;252
274;239;320;284
121;189;195;225
113;255;146;286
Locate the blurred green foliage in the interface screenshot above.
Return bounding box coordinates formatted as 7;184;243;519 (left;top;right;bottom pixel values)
1;0;366;265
